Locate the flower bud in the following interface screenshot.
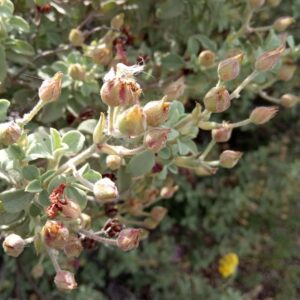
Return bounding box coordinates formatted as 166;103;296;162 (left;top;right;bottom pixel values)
203;87;231;113
106;154;123;170
160;185;179;199
218;54;243;81
63;236;83;258
68;64;86;81
100;77;141;107
280;94;299;108
31;264;44;279
38;72;63;103
144;99;170;127
150;206;168;223
219;150;243;168
93;177;119;203
117;105;147;136
0;121;22;146
90;43;112;66
164;76;185;100
54;270;77;291
255;45;285;71
249;106;278;124
273;17;295;32
267;0;281;7
117;228;141;251
69;29;85;47
93;112;106;144
111;13;125;30
212;126;232;143
277;63;297;81
61;200;81;219
80;213;91;229
2;234;25;257
248;0;265;8
198;50;216;67
143;128;170;153
41;220;69;250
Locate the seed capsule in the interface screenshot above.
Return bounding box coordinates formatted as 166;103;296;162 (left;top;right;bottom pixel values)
255;45;285;72
218;54;242;81
198;50;216;67
117;228;141;251
280;94;299;108
144;99;170;127
106;154;123;170
41;220;69;250
93;177;119;203
219;150;243;168
0;121;22;146
273;17;295;32
68;64;86;81
69;29;85;47
63;236;83;258
54;270;77;291
204;87;231;113
164;76;186;100
2;234;25;257
212;125;232;143
144;128;170;153
277;63;297;81
90;43;112;66
249;106;279;124
39;72;63;103
117;104;147;136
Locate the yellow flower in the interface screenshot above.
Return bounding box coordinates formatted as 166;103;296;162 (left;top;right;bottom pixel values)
218;252;239;278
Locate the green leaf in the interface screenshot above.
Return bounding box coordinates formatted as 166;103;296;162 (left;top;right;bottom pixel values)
6;39;34;56
38;190;50;207
79;164;102;184
127;150;155;177
25;179;43;193
0;0;14;17
156;0;185;19
194;34;217;52
22;165;40;181
77;119;97;135
0;46;7;83
161;53;185;71
9;16;30;33
117;166;132;194
8;144;25;160
1;189;33;213
62;130;85;155
26;132;53;161
47;175;67;193
0;99;10;121
50;128;62;151
40;170;56;183
65;186;87;210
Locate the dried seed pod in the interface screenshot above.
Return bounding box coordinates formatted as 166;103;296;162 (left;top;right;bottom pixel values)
255;45;285;71
249;106;279;124
117;228;141;251
39;72;63;103
218;54;243;81
144;128;170;153
203;87;231;113
198;50;216;67
0;121;22;146
219;150;243;169
54;270;77;291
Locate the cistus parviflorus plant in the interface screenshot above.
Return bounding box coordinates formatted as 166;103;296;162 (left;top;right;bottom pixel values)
0;0;299;293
